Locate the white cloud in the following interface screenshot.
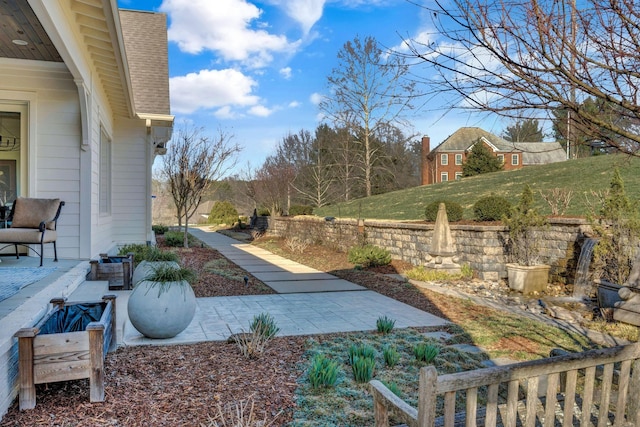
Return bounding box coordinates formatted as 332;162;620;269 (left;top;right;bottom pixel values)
279;0;326;34
288;101;301;108
170;68;260;114
160;0;300;68
309;92;323;105
213;106;240;119
249;105;274;117
279;67;292;79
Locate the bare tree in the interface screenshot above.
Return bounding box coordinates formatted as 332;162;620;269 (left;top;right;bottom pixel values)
405;0;640;155
321;35;415;197
158;124;240;247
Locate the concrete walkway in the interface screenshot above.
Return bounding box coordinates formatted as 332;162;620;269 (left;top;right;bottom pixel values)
191;229;365;293
118;228;448;346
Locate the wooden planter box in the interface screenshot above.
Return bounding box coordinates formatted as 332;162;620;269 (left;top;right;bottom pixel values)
88;253;134;290
15;295;117;410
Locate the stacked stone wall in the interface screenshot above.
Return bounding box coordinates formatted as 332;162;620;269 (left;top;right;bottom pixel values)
266;216;590;282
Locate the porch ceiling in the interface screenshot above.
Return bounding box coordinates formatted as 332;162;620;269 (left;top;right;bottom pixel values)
0;0;133;118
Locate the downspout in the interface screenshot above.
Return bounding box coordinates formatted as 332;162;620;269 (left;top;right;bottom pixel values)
145;119;154;245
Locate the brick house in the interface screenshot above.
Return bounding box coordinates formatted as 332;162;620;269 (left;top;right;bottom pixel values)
420;127;566;185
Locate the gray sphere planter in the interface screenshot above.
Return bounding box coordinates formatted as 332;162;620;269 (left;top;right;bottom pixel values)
127;278;196;339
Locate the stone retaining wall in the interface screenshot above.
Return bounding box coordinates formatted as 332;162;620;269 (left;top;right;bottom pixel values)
265;216;592;282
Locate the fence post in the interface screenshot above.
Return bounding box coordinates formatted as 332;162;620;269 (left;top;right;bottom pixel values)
629;359;640;425
15;328;38;410
418;366;438;426
87;323;105;402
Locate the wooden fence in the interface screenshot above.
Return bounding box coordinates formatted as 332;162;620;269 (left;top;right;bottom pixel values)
371;343;640;427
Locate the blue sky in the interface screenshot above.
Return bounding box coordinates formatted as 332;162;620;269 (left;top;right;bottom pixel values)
118;0;505;174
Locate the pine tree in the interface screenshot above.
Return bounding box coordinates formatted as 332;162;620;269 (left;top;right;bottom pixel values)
462;141;504;177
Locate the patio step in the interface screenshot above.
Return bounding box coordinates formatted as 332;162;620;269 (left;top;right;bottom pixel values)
67;280;109;302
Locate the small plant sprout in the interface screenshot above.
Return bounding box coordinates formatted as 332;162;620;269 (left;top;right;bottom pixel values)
351;355;376;383
308;354;340;389
414;343;440;364
382;381;401;398
376;316;396;334
348;344;376;365
382;345;400;367
249;313;280;339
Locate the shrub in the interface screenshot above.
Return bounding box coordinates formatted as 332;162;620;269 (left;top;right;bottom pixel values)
257;207;270;216
503;184;548;266
414;343;440;363
382;345;400;367
473;195;512;221
592;168;640;284
351;356;375;383
152;224;169;235
118;244;179;264
424;200;463;222
289;205;314;216
348;344;376;365
208;200;239;225
348;245;391;268
376;316;395;334
308;354;340;389
164;230;194;247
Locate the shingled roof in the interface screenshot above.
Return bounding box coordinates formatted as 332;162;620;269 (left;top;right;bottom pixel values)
119;9;170;116
432;127;566;165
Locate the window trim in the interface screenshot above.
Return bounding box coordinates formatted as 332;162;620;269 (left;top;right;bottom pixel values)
440;172;448;182
455;153;463;165
511;153;519;166
440;153;448;165
455;172;463;180
497;154;504;164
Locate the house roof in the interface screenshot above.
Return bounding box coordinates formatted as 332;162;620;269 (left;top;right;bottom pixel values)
119;10;171;116
513;142;567;165
432;127;566;165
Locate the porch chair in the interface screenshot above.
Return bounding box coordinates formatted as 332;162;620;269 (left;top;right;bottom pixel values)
0;197;65;266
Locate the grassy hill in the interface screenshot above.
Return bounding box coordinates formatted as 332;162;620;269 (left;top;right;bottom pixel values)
314;154;640;220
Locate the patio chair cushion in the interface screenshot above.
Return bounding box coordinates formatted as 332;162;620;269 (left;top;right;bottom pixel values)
10;198;61;230
0;228;57;243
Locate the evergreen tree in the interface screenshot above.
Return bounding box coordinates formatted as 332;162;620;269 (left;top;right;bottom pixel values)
462;141;504;177
502;118;544;142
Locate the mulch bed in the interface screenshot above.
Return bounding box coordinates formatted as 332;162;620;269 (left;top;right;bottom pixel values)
0;233;447;426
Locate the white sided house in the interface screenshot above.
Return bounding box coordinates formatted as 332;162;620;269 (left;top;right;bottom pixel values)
0;1;173;260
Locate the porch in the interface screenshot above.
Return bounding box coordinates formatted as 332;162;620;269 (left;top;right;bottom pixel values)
0;254;113;413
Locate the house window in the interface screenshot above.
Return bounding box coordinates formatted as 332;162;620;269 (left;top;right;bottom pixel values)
440;154;448;165
497;154;504;164
455;153;463;165
441;172;448;182
99;127;111;214
455;172;463;180
511;154;519;166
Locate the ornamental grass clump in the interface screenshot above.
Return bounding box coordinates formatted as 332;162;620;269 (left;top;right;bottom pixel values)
308;354;340;389
351;355;376;383
249;313;280;340
348;344;376;364
414;343;440;364
230;312;280;359
382;345;400;367
376;316;396;334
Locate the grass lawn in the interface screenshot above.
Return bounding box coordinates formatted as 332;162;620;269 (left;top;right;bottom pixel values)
314;154;640;220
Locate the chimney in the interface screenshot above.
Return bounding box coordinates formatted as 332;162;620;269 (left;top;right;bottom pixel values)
421;136;430;185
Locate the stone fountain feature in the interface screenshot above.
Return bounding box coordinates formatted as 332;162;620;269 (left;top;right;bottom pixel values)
424;203;461;274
